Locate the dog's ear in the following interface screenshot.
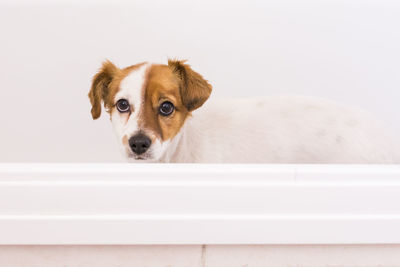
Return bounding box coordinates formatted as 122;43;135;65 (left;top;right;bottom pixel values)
88;60;119;119
168;59;212;111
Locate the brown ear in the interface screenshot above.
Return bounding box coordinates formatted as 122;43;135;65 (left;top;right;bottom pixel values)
168;59;212;111
88;60;119;119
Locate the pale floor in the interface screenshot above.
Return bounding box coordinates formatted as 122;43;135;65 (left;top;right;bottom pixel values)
0;245;400;267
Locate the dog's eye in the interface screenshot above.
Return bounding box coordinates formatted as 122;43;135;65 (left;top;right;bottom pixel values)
159;101;175;116
116;99;130;113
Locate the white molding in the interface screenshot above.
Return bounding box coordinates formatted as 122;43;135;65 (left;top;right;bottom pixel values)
0;164;399;245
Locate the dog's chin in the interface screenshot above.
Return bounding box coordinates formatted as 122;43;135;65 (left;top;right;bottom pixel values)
123;144;165;163
126;153;159;163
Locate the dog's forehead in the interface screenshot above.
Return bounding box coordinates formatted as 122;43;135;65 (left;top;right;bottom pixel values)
115;63;149;104
115;63;179;103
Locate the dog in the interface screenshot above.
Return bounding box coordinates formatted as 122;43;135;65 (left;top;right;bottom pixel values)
88;59;399;163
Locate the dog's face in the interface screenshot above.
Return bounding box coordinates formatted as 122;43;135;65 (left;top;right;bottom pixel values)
88;59;212;162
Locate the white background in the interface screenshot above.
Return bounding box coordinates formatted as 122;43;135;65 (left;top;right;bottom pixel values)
0;0;399;162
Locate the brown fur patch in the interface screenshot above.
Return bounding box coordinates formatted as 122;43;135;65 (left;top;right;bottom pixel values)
137;61;212;141
122;135;129;146
88;60;118;119
138;64;189;141
168;59;212;111
88;61;146;119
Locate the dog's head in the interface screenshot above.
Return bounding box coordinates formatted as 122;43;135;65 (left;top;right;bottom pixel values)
88;59;212;162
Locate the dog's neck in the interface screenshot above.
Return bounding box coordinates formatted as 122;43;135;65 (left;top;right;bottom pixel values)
158;116;197;163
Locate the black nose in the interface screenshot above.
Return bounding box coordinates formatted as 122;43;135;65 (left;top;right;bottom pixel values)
129;134;151;155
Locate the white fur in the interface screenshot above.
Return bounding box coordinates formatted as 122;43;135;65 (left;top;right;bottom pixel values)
157;96;400;163
113;63;148;138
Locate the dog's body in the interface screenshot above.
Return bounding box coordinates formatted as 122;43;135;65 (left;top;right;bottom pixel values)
89;60;399;164
164;96;399;163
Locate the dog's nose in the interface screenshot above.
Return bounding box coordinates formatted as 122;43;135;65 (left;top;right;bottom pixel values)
129;134;151;155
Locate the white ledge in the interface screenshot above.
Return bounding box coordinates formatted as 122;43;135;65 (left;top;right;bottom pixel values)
0;163;399;245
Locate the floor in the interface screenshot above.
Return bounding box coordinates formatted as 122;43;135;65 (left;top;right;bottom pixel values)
0;245;400;267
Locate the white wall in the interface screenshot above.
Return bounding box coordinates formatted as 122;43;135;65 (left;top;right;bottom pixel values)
0;0;399;162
